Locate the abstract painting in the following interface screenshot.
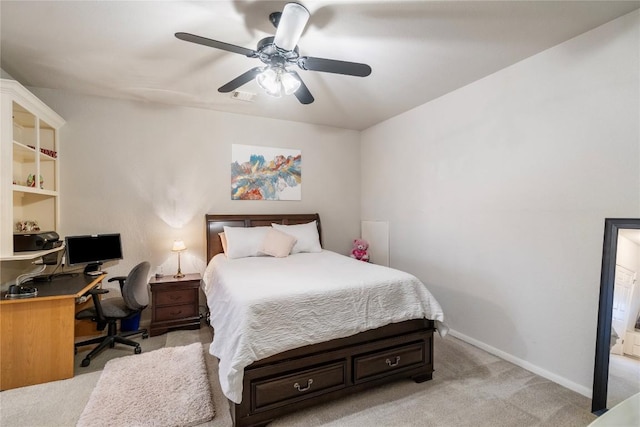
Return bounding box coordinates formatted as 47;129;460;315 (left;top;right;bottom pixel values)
231;144;302;200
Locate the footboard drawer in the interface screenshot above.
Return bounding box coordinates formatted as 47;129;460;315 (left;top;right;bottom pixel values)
252;361;346;412
353;341;426;383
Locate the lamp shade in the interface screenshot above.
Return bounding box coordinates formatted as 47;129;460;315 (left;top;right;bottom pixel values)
171;240;186;252
256;66;301;98
280;71;301;95
256;67;281;97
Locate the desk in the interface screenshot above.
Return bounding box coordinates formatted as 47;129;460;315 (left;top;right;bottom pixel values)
0;273;105;390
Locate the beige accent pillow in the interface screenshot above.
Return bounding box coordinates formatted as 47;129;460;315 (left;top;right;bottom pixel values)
261;228;297;258
218;232;228;255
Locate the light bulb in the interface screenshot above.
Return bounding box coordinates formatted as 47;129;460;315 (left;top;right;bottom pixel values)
256;66;301;98
281;71;301;95
256;68;282;97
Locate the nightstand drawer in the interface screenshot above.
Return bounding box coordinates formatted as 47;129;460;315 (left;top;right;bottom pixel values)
155;289;196;306
155;303;198;322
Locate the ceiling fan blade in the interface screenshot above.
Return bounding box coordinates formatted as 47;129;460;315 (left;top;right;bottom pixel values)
175;32;257;57
273;3;310;51
297;57;372;77
291;72;314;104
218;67;263;93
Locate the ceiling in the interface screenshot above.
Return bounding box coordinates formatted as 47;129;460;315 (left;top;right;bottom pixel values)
1;1;638;131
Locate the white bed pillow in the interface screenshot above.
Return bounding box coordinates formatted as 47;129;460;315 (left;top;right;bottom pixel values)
260;228;297;258
271;221;322;254
223;226;271;259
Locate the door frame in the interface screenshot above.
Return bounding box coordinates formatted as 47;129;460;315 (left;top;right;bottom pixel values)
592;218;640;414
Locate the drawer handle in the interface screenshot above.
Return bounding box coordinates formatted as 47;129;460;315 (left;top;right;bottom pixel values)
386;356;401;367
293;379;313;392
169;295;183;301
170;310;183;315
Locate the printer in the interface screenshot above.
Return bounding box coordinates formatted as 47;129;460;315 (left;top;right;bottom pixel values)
13;231;62;252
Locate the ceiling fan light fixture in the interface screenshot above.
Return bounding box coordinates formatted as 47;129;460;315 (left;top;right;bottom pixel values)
256;66;301;98
281;71;301;95
177;2;372;105
273;3;310;51
256;67;282;97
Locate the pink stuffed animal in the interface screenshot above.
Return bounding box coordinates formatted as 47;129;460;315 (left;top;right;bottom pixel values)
350;238;370;262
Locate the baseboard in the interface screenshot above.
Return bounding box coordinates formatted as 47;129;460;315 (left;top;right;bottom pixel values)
447;328;592;398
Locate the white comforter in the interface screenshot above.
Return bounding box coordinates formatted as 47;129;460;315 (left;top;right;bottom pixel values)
202;250;445;404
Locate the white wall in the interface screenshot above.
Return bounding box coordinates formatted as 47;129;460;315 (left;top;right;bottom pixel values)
617;234;640;331
360;11;640;396
1;69;16;79
617;235;640;272
28;89;361;279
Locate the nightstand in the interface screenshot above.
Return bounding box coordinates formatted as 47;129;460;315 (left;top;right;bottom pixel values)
149;273;201;337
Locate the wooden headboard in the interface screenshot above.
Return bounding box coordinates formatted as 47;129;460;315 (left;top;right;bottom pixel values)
205;213;322;262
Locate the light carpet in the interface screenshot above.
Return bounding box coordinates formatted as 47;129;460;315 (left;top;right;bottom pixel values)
76;342;215;427
0;329;599;427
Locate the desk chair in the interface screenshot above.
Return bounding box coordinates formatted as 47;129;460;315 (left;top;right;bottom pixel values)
74;261;150;367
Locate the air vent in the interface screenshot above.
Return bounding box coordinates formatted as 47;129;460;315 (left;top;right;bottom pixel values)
231;91;257;102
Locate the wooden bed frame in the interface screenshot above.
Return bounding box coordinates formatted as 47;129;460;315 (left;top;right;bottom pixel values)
205;213;435;427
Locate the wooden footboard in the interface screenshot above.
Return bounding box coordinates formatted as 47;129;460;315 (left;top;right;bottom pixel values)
230;319;435;427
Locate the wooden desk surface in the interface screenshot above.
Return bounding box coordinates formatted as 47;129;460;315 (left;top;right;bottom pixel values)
1;273;103;303
0;274;105;390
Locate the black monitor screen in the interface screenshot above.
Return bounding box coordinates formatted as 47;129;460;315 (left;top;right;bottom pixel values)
65;234;123;267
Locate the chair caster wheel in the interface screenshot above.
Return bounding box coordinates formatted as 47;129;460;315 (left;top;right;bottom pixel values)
134;346;142;354
81;358;91;367
142;332;149;339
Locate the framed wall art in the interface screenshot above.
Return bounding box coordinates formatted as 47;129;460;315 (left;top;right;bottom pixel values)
231;144;302;200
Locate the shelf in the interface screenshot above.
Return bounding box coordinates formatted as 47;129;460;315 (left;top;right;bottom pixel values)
0;244;64;261
12;185;58;197
13;141;57;162
2;79;65;258
40;151;57;162
13;141;36;162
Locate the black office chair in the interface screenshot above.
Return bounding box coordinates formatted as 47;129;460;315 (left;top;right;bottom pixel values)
74;261;151;367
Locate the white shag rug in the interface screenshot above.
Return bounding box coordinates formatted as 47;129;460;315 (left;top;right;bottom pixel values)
77;343;215;427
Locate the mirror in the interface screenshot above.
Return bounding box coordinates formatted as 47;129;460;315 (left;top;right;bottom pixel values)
592;218;640;414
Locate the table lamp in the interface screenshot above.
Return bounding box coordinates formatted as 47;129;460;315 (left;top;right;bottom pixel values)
171;240;186;278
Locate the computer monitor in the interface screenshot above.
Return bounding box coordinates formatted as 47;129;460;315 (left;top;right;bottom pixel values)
65;233;123;274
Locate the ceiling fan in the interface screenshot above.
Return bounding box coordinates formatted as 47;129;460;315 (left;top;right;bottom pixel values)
175;2;372;104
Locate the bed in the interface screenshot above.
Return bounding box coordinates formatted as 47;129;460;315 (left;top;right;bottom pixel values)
203;213;445;427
